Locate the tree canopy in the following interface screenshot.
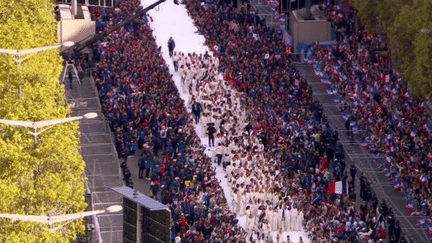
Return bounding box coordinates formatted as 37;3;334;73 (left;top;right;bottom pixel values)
350;0;432;98
0;0;86;242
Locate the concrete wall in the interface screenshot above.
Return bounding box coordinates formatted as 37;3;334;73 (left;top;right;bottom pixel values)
290;5;332;53
58;19;95;45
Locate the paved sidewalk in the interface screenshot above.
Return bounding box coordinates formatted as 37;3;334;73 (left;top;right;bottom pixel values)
64;67;123;243
296;63;428;243
123;151;152;196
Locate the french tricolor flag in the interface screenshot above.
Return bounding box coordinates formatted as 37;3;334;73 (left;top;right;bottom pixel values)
427;225;432;235
327;180;348;194
421;174;428;183
410;131;416;138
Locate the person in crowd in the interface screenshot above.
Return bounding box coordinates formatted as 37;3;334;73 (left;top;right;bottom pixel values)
192;99;203;124
214;142;224;166
89;0;422;241
168;37;175;57
207;123;216;147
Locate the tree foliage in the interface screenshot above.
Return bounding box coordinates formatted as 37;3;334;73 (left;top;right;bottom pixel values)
0;0;86;242
350;0;407;35
351;0;432;97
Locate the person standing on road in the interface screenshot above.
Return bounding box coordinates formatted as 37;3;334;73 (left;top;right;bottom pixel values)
160;126;168;150
138;154;146;179
69;69;73;89
192;100;203;124
215;143;224;165
172;51;179;71
350;162;357;182
168;37;175;57
207;124;216;147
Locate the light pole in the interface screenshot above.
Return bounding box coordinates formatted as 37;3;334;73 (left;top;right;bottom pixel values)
421;29;432;34
0;41;75;96
0;112;98;148
0;41;74;65
0;205;122;232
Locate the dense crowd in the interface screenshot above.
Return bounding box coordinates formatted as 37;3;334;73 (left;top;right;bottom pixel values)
87;0;423;242
310;2;432;241
184;0;407;242
91;0;248;242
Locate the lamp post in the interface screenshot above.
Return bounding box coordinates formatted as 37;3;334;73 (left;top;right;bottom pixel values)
0;41;74;65
0;112;98;148
0;41;75;96
421;29;432;34
0;205;122;233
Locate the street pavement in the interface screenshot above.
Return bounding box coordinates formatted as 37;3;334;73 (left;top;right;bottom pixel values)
64;65;124;243
295;63;428;242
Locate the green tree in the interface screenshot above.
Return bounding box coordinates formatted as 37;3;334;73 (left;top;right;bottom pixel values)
351;0;432;97
387;0;432;97
0;0;87;242
350;0;407;35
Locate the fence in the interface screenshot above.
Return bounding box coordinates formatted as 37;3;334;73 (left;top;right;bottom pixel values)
55;0;115;8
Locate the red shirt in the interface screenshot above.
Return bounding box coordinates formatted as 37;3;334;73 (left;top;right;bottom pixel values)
179;217;187;227
320;157;328;171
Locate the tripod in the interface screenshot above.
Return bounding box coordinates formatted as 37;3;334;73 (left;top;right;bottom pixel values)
61;61;81;86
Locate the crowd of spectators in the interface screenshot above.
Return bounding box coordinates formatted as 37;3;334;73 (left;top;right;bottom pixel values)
184;0;409;242
90;0;247;242
310;2;432;241
86;0;426;242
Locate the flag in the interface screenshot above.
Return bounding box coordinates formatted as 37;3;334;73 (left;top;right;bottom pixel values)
312;193;323;204
417;218;426;227
421;174;428;183
282;30;292;47
342;112;350;121
354;83;360;99
326;87;338;95
327;180;348;194
406;203;414;212
252;33;260;41
410;131;416;138
427;225;432;235
340;72;348;81
334;96;341;105
321;76;331;85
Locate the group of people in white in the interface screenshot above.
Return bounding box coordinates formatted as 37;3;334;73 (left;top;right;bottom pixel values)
172;52;306;243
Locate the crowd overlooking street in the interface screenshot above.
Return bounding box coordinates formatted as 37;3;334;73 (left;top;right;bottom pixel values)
311;2;432;241
87;0;426;242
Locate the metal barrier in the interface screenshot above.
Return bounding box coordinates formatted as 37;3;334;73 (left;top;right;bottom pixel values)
55;0;115;8
248;0;283;30
287;53;306;63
